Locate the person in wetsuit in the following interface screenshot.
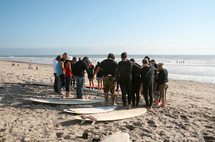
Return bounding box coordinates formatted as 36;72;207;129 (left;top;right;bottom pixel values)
140;59;156;109
130;58;141;106
115;52;134;109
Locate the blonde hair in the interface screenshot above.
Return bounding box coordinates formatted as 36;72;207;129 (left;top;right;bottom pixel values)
158;63;164;67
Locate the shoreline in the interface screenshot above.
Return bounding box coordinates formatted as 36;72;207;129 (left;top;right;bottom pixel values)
1;59;214;85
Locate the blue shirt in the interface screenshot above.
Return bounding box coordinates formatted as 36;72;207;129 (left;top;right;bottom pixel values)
56;61;63;75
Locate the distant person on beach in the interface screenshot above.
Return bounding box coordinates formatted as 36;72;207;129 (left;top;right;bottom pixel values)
64;56;73;98
154;63;168;108
52;55;62;93
88;61;95;89
95;62;103;90
71;57;77;89
115;52;134;109
130;58;141;107
62;53;68;59
78;57;82;61
56;58;66;97
92;53;117;105
36;66;39;70
73;57;93;99
140;59;156;109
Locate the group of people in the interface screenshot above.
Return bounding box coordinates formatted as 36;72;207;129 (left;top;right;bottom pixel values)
52;52;168;109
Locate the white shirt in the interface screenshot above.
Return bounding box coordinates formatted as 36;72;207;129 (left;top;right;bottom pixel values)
52;59;58;73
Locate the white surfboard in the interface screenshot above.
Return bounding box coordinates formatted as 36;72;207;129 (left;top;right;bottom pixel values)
63;105;117;114
101;131;129;142
22;80;53;86
25;98;104;105
74;107;147;125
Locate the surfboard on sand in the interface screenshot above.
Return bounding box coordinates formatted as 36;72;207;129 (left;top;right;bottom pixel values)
74;107;147;125
63;105;117;114
22;80;53;86
83;88;109;94
25;98;104;105
101;131;129;142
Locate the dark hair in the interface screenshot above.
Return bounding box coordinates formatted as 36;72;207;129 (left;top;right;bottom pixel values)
144;56;150;61
142;59;148;65
63;52;68;55
82;56;89;64
151;59;155;62
55;55;62;61
121;52;127;59
73;57;77;61
97;62;101;65
130;58;135;62
107;53;115;59
60;58;66;62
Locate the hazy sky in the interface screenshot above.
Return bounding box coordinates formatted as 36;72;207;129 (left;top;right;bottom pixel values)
0;0;214;55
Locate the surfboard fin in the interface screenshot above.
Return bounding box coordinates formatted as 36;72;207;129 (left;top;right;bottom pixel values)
81;120;86;125
91;121;96;125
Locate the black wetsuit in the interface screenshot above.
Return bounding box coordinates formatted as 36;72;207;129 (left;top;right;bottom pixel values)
140;65;155;107
131;63;141;106
115;60;134;107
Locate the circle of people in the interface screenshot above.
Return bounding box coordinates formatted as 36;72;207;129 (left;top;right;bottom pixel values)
52;52;168;110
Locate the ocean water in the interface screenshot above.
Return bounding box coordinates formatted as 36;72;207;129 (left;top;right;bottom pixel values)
0;54;215;84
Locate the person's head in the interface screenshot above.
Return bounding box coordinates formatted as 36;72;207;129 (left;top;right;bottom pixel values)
151;59;156;63
158;63;164;70
144;56;150;62
142;59;149;65
97;62;101;65
79;57;82;61
107;53;115;60
56;55;62;61
62;53;68;59
121;52;127;60
67;56;73;62
60;57;66;62
82;56;89;65
73;57;77;62
130;58;135;63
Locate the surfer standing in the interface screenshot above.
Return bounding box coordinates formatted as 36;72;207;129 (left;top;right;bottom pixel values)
92;53;117;105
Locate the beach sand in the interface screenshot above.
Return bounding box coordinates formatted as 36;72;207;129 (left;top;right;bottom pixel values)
0;60;214;142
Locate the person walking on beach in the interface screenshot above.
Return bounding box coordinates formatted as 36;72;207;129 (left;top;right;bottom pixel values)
56;58;66;97
95;62;103;90
130;58;141;107
74;57;93;99
53;55;62;93
140;59;156;109
71;57;77;89
154;63;168;108
64;56;73;98
115;52;134;109
92;53;117;105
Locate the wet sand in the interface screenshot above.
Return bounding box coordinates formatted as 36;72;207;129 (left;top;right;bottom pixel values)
0;60;215;142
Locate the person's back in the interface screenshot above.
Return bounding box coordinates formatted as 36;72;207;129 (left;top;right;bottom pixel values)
74;60;87;77
56;61;63;75
140;65;154;86
116;60;133;80
157;68;168;85
100;59;117;77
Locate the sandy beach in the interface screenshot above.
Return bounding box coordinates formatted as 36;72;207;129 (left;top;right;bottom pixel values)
0;60;214;142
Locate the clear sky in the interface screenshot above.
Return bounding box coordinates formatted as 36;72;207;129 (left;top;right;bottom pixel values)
0;0;214;55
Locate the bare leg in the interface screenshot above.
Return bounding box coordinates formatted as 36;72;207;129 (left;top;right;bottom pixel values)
111;93;117;105
104;93;109;104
